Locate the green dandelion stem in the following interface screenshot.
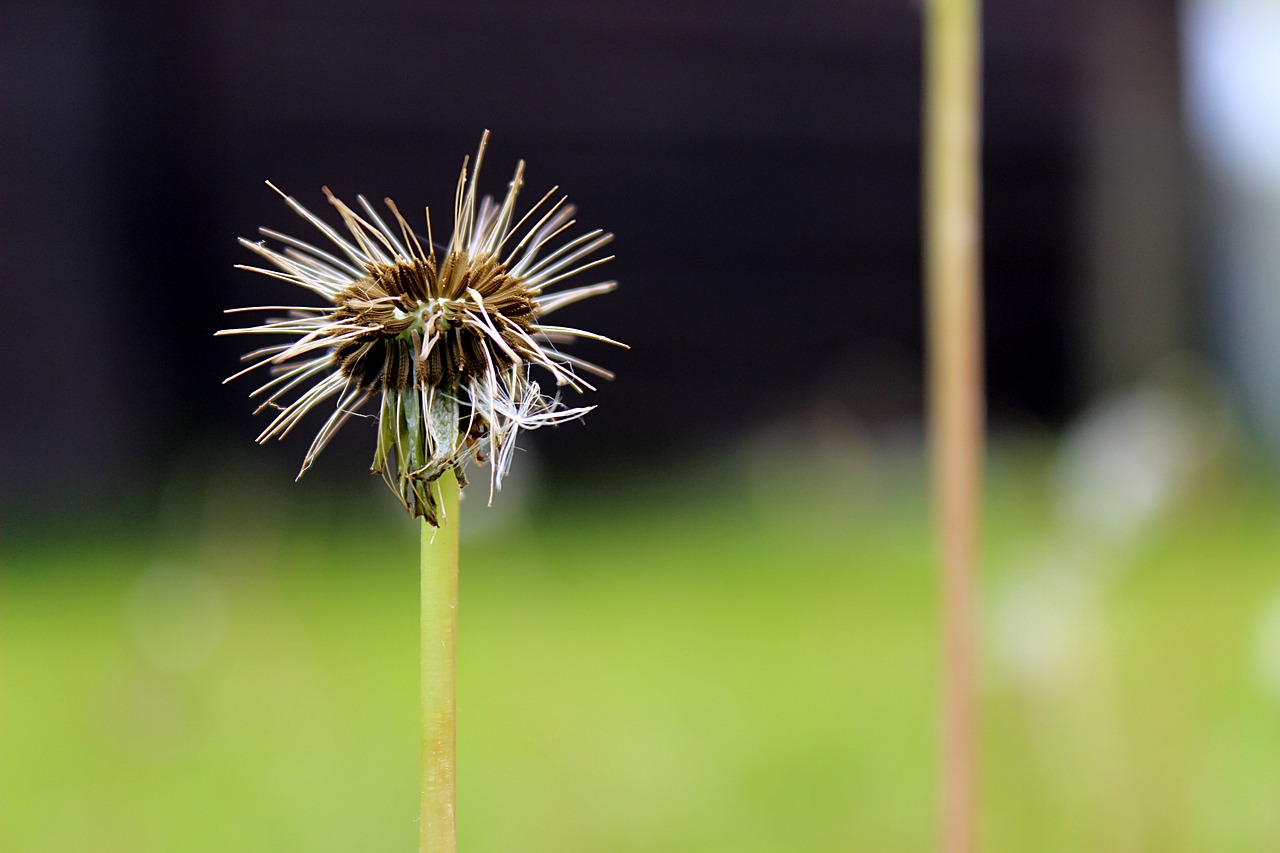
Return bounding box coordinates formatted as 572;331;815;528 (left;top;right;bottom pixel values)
420;469;460;853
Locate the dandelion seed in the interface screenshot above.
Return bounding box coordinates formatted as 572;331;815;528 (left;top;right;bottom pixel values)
219;132;622;524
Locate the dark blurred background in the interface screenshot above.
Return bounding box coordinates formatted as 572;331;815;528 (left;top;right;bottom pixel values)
3;0;1233;520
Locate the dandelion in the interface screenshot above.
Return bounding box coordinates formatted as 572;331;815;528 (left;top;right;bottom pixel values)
219;134;621;852
218;131;622;525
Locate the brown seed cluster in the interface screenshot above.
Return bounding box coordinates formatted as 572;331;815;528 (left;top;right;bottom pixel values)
332;253;537;392
223;133;619;522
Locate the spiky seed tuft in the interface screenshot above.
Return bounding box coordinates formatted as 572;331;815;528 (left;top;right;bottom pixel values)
219;133;623;524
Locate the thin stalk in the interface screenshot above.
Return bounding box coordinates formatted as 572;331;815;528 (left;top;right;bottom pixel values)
421;470;460;853
924;0;983;852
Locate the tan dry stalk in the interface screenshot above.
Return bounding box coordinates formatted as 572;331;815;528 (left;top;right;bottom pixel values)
924;0;984;850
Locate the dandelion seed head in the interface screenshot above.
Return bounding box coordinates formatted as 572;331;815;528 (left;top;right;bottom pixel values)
219;133;622;524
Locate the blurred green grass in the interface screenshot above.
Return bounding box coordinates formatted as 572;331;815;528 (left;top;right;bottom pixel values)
3;449;1280;851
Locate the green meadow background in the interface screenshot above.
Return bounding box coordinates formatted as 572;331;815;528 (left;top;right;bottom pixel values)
4;437;1279;852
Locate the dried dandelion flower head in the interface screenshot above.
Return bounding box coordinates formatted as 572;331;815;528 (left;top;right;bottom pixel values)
219;133;622;524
